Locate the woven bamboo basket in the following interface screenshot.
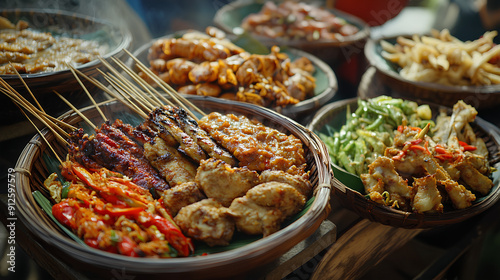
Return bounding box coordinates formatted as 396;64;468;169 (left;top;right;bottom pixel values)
364;36;500;110
130;31;338;122
307;97;500;229
14;95;332;279
0;9;131;124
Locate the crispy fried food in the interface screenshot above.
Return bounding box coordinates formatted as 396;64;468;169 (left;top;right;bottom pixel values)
411;175;443;213
381;29;500;86
195;158;260;207
361;156;412;209
441;179;476;209
174;198;235;247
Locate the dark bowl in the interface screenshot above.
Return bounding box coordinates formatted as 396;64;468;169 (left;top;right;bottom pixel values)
0;9;132;124
307;97;500;229
130;31;338;121
365;35;500;110
213;0;370;67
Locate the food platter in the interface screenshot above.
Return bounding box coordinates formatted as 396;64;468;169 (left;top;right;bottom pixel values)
0;9;131;123
14;95;332;279
365;35;500;110
307;97;500;228
130;30;338;120
213;0;370;66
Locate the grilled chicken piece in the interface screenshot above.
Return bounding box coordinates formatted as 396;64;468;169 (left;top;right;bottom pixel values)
164;106;237;166
246;182;305;217
144;136;197;188
411;175;443;213
259;170;312;198
148;107;207;163
229;196;284;237
195;158;260;207
162;182;206;217
174;198;235;247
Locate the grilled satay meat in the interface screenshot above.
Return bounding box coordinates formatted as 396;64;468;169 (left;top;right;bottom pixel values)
174;198;235;247
162;105;237;166
68;124;170;194
198;112;307;175
148;107;207;163
195;158;260;207
162;181;206;217
144;136;198;187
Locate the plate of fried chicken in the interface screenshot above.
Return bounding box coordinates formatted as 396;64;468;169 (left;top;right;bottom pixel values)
308;96;500;228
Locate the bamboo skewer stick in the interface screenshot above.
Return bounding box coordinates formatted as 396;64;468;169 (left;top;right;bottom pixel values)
9;63;45;114
19;107;63;164
101;72;152;116
0;79;74;137
123;49;205;119
99;68;157;111
109;57;170;108
101;73;149;118
54;91;97;130
68;65;148;119
67;65;107;122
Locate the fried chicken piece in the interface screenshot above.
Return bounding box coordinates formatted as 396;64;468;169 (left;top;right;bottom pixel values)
144;136;197;187
411;175;443;213
364;156;412;209
195;158;260;207
174;198;234;247
259;170;312;198
456;161;493;195
246;182;305;217
440;179;476;209
162;181;206;217
360;173;386;205
229;196;284;237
